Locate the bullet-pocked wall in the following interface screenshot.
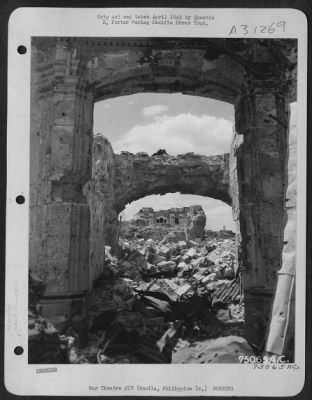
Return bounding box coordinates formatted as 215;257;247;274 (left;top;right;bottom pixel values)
29;37;297;350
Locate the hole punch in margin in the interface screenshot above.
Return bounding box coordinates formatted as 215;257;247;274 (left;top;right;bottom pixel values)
14;346;24;356
16;195;25;204
17;45;27;54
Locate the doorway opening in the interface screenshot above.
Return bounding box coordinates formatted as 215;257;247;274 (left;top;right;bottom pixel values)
28;37;297;365
86;94;245;363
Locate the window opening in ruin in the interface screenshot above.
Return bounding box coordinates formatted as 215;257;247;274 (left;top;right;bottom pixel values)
156;217;168;224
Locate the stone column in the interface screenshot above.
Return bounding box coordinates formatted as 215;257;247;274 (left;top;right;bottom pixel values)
84;136;117;281
30;40;94;332
234;78;290;350
149;213;154;225
170;213;175;226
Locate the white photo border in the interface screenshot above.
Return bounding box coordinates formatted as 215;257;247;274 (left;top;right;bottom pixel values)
5;7;307;397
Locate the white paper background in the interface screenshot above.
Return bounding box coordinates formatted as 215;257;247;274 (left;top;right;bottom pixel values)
6;7;307;396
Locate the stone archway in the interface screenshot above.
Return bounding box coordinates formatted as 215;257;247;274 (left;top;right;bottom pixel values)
30;37;297;351
83;134;231;282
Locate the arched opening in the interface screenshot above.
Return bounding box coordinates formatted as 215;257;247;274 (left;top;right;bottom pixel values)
102;192;242;364
89;92;234;270
120;194;236;232
85;93;245;363
28;37;298;364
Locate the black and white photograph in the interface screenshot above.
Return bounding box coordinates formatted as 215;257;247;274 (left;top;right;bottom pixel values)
5;7;307;396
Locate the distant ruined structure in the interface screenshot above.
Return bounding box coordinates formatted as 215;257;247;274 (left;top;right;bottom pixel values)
131;205;207;241
133;205;204;227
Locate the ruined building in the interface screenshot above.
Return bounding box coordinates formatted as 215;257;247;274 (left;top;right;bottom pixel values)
29;37;298;356
133;205;204;227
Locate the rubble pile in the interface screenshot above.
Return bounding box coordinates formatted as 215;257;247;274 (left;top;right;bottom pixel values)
29;232;251;364
28;272;106;364
28;272;67;363
120;222;186;242
82;234;250;364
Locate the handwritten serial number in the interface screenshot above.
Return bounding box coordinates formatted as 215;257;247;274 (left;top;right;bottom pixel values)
253;364;299;370
229;21;286;36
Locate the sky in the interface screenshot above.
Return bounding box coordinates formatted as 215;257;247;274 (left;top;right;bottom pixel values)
93;93;236;231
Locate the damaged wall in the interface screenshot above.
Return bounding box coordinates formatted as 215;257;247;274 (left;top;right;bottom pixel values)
30;37;297;352
30;44;93;295
265;102;297;357
114;149;230;211
82;137;117;286
84;134;230;282
231;81;294;350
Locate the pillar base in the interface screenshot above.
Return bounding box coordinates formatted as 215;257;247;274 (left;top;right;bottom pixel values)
244;288;274;352
39;291;88;346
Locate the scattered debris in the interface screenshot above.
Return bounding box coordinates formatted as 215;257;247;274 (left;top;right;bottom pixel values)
172;335;254;364
29;228;248;364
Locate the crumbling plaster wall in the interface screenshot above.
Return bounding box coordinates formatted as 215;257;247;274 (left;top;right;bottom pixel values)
83;137;118;284
49;85;93;293
230;81;293;349
30;44;93;294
